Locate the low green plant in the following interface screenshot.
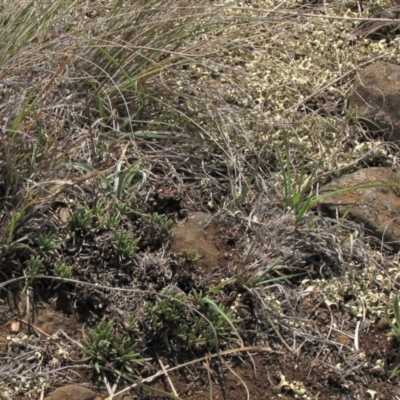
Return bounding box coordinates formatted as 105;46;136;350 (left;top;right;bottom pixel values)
235;243;305;287
67;206;94;231
70;160;145;201
386;296;400;379
92;198;121;231
193;291;242;346
145;288;240;350
54;260;72;279
145;289;188;327
112;160;146;201
114;230;140;258
6;211;23;247
82;317;143;373
125;314;139;334
27;255;43;277
101;213;121;231
116;202;135;215
148;212;173;230
23;255;43;292
37;233;60;252
277;133;323;225
185;249;200;262
2;208;31;253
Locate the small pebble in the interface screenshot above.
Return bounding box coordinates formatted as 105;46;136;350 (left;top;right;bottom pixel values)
335;334;349;345
376;317;389;330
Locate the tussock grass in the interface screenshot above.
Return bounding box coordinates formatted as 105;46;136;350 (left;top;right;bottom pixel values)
0;0;214;258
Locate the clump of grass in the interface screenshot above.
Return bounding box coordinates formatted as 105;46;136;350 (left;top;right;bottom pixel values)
276;133;323;225
37;233;60;253
144;287;241;351
71;160;145;202
98;212;121;231
148;212;174;230
53;260;73;280
67;206;95;232
23;255;44;292
0;0;217;268
185;249;200;262
82;316;143;374
114;230;140;258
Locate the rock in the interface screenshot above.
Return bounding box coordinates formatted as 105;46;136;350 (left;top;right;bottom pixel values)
352;9;400;40
318;167;400;251
335;334;349;345
169;212;219;269
349;61;400;143
44;385;97;400
376;317;389;331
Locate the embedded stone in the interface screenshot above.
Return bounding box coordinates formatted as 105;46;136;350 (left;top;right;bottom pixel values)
44;385;97;400
349;61;400;143
318;167;400;251
169;212;219;269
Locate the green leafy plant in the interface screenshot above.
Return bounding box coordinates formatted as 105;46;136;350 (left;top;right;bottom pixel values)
54;260;72;279
112;160;146;201
100;213;121;231
148;289;188;327
235;242;305;287
92;198;121;231
1;208;31;253
67;206;94;231
125;314;139;334
23;255;43;292
27;255;43;276
193;291;242;347
6;211;23;247
82;317;143;373
114;230;140;258
145;288;240;350
148;212;173;229
70;160;145;201
185;249;200;262
116;202;136;215
37;233;60;252
277;133;323;225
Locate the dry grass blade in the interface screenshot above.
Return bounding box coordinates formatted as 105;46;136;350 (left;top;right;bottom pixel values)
107;346;281;400
158;359;179;397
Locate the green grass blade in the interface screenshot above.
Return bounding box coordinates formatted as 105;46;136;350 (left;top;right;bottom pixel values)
116;160;141;200
201;297;242;346
254;272;306;287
